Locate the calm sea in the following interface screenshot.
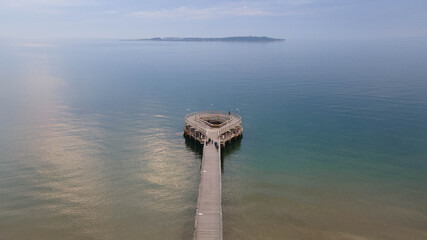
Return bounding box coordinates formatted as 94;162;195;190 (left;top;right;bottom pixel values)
1;39;427;239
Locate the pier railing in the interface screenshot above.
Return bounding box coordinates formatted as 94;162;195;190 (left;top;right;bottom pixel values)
185;111;241;138
185;118;208;136
186;111;240;120
217;118;242;136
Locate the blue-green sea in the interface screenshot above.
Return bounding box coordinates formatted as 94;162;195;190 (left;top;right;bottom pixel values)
1;39;427;239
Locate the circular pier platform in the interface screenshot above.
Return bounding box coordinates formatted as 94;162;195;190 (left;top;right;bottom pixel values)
184;111;243;146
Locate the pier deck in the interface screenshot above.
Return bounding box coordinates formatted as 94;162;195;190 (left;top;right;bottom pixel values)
184;111;243;240
194;133;222;240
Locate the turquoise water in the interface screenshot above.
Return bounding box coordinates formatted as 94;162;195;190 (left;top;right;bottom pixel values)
1;39;427;239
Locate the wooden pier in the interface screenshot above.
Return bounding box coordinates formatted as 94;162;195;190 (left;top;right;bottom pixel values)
184;111;242;240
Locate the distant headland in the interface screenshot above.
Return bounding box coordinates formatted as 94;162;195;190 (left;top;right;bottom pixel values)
125;36;285;42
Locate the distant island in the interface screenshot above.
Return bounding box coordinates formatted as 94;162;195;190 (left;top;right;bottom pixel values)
127;36;285;42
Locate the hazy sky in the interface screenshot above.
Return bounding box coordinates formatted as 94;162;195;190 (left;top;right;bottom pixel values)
1;0;427;40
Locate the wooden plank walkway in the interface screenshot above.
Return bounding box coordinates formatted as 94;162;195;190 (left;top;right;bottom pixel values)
194;132;222;240
185;111;242;240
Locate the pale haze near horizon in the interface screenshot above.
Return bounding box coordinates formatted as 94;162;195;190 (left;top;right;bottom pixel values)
1;0;427;40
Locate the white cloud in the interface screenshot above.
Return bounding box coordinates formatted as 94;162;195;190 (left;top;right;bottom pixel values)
278;0;313;5
95;10;118;15
1;0;104;12
129;6;275;19
0;0;104;15
2;0;91;7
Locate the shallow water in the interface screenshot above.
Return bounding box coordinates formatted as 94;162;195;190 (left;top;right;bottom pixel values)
1;39;427;239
